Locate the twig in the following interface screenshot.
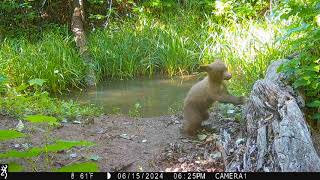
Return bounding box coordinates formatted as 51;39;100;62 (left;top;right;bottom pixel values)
217;142;228;170
103;0;113;28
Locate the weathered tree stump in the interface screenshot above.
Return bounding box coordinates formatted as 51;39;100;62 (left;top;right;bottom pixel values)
225;59;320;172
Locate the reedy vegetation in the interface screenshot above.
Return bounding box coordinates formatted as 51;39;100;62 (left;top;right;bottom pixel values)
0;0;319;173
0;0;318;120
1;4;291;95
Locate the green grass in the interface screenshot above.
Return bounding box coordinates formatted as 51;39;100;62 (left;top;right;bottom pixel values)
0;30;87;94
0;75;102;120
205;20;292;94
0;10;294;96
90;12;293;95
0;86;102;120
0;118;98;172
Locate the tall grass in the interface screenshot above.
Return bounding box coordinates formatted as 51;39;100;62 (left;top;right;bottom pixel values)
0;10;293;95
0;31;86;93
201;20;292;94
90;13;292;94
89;15;199;80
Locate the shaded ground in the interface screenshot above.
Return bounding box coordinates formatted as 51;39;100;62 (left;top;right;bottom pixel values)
0;104;244;172
1;104;320;172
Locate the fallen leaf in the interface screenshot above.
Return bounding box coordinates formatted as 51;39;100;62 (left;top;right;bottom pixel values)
16;120;25;132
197;134;207;141
119;134;131;140
88;155;100;161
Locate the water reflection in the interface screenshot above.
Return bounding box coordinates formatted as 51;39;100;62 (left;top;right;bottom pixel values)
64;76;199;117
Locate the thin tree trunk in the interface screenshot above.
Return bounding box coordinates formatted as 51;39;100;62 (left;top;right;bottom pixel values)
71;0;96;86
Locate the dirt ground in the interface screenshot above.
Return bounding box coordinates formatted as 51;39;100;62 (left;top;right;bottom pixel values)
1;104;320;172
0;105;241;172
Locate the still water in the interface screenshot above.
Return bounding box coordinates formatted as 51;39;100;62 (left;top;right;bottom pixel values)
65;76;199;117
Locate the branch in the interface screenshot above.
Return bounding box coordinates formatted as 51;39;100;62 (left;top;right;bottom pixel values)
103;0;113;28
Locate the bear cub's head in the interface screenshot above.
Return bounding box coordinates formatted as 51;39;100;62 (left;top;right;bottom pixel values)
199;59;232;82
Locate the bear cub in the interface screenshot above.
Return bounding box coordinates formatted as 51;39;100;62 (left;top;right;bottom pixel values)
182;59;245;136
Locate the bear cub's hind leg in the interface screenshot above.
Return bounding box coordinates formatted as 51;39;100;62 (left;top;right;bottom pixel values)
182;106;203;136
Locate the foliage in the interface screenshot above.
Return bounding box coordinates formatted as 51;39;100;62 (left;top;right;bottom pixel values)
0;130;25;141
0;0;271;36
277;0;320;121
210;0;269;22
0;115;97;172
8;162;24;172
168;101;183;115
0;76;102;119
90;12;290;94
1;1;284;96
0;30;86;93
0;74;8;93
111;107;122;115
128;102;142;118
0;0;39;34
0;140;95;158
0;0;318;121
24;115;58;124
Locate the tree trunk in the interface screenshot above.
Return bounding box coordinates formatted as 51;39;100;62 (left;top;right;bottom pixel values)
225;59;320;172
71;0;96;86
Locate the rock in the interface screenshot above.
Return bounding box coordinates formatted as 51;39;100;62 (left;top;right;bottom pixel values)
119;134;131;140
96;128;105;134
178;157;186;163
22;143;30;149
14;144;20;148
88;155;100;161
73;120;81;124
70;153;77;158
181;139;190;143
16;120;24;132
210;152;222;159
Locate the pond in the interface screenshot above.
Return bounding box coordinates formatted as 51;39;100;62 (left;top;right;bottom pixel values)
64;76;200;117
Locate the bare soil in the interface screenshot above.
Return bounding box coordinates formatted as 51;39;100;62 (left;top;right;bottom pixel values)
0;109;230;172
1;106;319;172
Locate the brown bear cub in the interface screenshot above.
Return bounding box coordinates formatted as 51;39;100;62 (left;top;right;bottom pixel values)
182;59;245;136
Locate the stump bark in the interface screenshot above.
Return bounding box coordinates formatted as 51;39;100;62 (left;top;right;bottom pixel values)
226;59;320;172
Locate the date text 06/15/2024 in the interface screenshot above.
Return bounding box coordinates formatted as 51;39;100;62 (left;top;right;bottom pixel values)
115;172;247;180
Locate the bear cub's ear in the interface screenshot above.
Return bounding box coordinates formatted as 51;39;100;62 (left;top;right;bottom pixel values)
199;65;210;72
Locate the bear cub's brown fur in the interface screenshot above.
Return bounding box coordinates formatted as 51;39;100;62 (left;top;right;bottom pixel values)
182;59;245;136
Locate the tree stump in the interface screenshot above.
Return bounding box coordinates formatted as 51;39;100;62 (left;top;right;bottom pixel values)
225;59;320;172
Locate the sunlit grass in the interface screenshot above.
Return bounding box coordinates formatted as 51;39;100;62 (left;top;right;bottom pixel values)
200;19;292;94
0;11;294;95
90;14;292;95
0;31;87;93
